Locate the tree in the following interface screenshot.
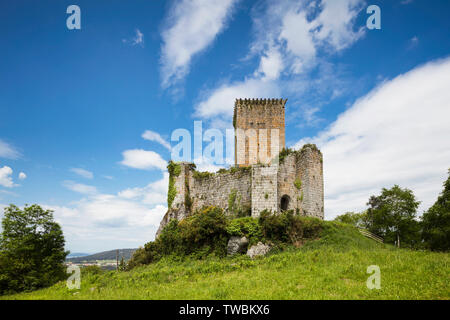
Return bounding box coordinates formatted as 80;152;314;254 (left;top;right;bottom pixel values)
366;185;421;248
0;204;68;295
334;211;370;228
421;170;450;251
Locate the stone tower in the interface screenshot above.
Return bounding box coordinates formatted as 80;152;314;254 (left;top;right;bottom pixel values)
156;97;324;237
233;98;287;166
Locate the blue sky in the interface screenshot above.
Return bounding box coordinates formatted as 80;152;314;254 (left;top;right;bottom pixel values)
1;0;449;253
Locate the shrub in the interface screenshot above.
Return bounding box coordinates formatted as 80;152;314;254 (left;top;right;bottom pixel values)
127;207;325;270
127;207;228;269
258;210;323;244
180;206;228;256
82;265;104;275
226;217;263;245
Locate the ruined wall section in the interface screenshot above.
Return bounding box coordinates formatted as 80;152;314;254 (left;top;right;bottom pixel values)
187;169;252;214
277;154;301;213
156;162;191;237
295;146;324;219
251;165;278;217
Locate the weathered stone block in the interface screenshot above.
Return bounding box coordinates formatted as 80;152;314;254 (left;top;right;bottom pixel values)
227;236;249;255
246;242;271;259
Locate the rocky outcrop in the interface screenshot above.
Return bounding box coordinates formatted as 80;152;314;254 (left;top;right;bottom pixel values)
246;242;271;258
227;236;249;255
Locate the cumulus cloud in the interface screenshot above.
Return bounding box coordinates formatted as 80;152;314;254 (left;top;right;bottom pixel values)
294;58;450;219
70;167;93;179
194;0;364;123
0;140;20;159
0;166;15;188
118;172;169;205
18;172;27;180
63;180;98;195
312;0;365;51
160;0;238;88
45;173;169;252
142;130;171;151
195;78;280;120
120;149;167;171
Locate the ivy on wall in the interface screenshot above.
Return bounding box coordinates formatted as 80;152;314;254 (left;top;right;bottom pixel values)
167;161;181;208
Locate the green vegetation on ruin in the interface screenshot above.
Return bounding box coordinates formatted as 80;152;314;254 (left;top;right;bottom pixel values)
167;161;182;208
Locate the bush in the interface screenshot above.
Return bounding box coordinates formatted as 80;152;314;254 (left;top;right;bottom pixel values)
259;210;323;244
127;207;325;270
226;217;263;245
179;206;228;256
127;207;228;269
81;265;104;275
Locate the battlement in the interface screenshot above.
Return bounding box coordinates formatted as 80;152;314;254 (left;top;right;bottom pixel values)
233;99;287;128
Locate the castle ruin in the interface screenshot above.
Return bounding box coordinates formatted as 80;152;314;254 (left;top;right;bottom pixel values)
156;98;324;236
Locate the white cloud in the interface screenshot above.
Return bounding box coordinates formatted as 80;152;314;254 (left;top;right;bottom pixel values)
195;78;281;120
408;36;419;50
63;180;98;195
118;172;169;205
0;166;15;188
294;58;450;219
122;28;144;46
46;173;169;252
18;172;26;180
313;0;365;51
120;149;167;171
70;167;93;179
256;47;284;80
194;0;365;123
0;140;20;159
160;0;238;88
142;130;171;151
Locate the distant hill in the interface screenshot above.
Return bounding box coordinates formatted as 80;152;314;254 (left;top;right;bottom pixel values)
66;248;137;263
67;252;90;258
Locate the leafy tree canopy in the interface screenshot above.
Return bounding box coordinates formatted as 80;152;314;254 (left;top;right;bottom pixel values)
421;169;450;251
0;204;68;295
366;185;421;247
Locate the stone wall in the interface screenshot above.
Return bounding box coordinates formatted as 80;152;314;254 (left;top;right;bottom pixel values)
187;169;252;214
295;146;324;219
274;145;324;219
251;165;278;217
156;164;253;237
156;144;324;236
234;99;286;166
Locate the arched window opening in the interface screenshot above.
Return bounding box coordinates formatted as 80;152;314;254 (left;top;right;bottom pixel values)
280;195;290;211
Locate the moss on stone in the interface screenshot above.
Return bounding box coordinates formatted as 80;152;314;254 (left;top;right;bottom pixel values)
294;178;302;190
193;171;214;180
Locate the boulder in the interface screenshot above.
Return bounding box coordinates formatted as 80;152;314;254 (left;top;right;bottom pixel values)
227;236;249;255
246;242;271;258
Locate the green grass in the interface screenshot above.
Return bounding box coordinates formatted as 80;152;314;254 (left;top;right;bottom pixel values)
2;222;449;300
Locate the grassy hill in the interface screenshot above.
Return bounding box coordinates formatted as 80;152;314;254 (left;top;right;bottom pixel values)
2;222;449;300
